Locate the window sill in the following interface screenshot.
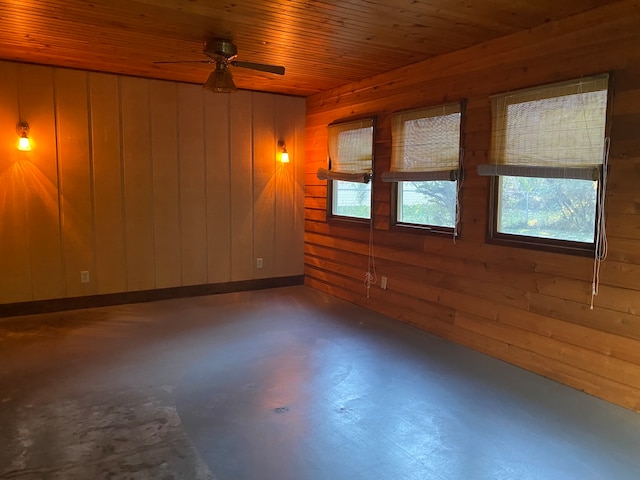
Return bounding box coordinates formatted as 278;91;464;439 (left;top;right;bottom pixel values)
487;232;595;257
391;222;458;238
327;214;371;228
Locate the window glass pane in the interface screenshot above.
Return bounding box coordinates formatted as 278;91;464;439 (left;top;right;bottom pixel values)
398;181;456;228
497;176;597;243
332;180;371;219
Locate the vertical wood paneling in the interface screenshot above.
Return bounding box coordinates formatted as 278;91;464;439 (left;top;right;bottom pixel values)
149;80;181;289
0;62;31;303
229;92;254;281
89;72;127;294
292;97;307;275
204;94;232;284
178;83;207;286
120;77;155;292
0;60;305;306
253;92;276;279
274;95;304;277
17;64;64;301
54;68;95;297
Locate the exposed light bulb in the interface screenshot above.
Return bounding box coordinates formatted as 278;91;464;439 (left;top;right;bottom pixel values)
17;123;31;151
278;140;289;163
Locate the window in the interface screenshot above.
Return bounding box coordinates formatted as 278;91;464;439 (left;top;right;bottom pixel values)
478;75;609;253
331;180;371;219
382;103;462;234
317;118;374;221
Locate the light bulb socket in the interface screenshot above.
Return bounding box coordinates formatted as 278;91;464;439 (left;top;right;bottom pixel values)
17;122;29;136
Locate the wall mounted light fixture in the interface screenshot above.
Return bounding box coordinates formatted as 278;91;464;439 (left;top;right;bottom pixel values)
17;122;31;151
278;140;289;163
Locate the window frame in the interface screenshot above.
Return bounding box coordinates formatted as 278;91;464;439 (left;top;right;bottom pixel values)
487;174;604;256
327;178;373;225
325;117;376;225
388;101;465;237
485;74;613;255
391;179;462;236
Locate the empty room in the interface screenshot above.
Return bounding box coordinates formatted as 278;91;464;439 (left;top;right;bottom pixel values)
1;1;640;479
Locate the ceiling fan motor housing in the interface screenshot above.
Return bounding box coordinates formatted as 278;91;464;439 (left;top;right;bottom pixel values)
204;38;238;60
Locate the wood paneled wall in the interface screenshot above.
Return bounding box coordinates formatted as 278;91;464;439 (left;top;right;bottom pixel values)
305;0;640;411
0;61;305;304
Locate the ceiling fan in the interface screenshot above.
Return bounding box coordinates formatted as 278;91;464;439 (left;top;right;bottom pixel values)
154;38;285;93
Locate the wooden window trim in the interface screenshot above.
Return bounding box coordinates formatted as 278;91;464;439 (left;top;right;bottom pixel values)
326;177;372;227
388;100;466;237
325;116;376;225
485;74;613;256
486;176;597;257
390;180;462;238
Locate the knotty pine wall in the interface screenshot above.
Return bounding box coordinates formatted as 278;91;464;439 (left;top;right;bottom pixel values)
305;0;640;411
0;60;305;305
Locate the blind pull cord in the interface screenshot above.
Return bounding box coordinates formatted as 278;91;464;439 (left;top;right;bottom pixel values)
590;137;610;310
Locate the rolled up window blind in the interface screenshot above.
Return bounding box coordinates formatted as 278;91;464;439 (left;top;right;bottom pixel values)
382;103;461;182
317;118;374;183
316;167;371;184
476;164;600;180
478;74;608;178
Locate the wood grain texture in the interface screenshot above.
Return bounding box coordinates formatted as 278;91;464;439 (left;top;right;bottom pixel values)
0;62;32;303
150;80;181;289
178;83;208;286
204;94;232;284
229;92;254;281
55;68;95;298
252;92;277;279
304;1;640;411
0;0;620;97
0;61;304;306
121;76;156;292
18;63;64;301
90;72;127;294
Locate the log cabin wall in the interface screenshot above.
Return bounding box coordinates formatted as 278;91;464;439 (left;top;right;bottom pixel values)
304;0;640;411
0;61;305;306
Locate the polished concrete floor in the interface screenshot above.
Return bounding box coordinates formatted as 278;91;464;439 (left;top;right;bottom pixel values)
1;286;640;480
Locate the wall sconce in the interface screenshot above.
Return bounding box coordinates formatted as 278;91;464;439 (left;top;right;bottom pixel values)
278;140;289;163
17;122;31;151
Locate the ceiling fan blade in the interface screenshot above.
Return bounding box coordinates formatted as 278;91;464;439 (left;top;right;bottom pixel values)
153;60;213;65
230;61;285;75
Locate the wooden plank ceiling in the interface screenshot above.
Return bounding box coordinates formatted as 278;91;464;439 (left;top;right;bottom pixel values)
0;0;619;97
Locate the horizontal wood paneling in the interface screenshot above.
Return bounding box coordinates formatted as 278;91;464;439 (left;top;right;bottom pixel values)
0;60;305;307
304;0;640;411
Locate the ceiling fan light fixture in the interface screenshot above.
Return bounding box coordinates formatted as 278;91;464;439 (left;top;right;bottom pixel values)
204;62;237;93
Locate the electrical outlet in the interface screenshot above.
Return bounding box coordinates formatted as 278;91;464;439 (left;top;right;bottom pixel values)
381;276;388;290
256;258;263;269
80;271;90;283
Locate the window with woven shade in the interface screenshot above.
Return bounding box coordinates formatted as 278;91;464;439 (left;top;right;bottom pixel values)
478;74;609;252
382;103;462;233
317;118;374;220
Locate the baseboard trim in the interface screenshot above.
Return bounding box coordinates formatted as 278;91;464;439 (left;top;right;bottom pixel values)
0;275;305;318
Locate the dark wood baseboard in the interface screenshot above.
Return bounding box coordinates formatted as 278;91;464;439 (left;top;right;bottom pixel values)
0;275;305;318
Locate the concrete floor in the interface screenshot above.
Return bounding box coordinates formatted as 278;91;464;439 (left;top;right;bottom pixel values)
1;286;639;480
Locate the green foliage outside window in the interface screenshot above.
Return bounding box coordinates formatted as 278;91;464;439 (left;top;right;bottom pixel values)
497;176;597;243
399;181;456;228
